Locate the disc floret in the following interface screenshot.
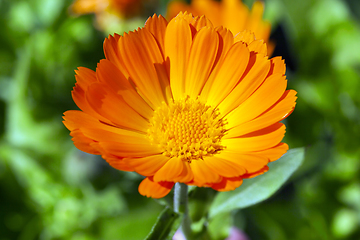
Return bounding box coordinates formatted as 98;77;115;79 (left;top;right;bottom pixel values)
148;97;227;162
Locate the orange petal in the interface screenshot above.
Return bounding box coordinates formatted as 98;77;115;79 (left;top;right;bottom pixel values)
190;160;221;186
214;26;234;62
154;158;194;183
254;142;289;162
64;110;154;159
138;28;165;64
64;109;159;158
69;130;100;155
96;59;153;114
124;154;169;176
241;165;269;179
144;14;168;55
97;140;161;158
217;53;270;116
226;89;296;137
63;110;145;138
153;157;184;182
138;177;174;198
119;31;165;108
175;161;194;183
137;28;172;103
234;30;255;45
218;151;269;173
190;15;214;31
74;66;97;86
262;89;297;120
226;73;287;128
103;155;134;172
96;59;154;119
166;2;193;21
176;12;195;24
234;30;267;55
103;34;127;74
201;41;250;106
204;156;247;177
154;63;173;103
267;56;286;76
80;126;149;144
86;82;149;132
185;26;219;98
211;176;243;191
72;67;110;123
63;110;103;131
248;39;267;55
223;123;286;152
165;14;192;100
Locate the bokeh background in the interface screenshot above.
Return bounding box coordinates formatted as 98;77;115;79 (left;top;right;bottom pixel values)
1;0;360;239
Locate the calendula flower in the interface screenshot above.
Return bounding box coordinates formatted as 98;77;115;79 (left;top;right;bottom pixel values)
167;0;274;54
70;0;150;32
71;0;142;18
63;12;296;198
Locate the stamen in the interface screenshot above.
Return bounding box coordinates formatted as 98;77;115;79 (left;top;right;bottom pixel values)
147;97;227;162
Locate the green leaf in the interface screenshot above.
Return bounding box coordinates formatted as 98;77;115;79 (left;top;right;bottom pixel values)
188;187;217;222
209;148;305;218
145;207;179;240
208;212;232;240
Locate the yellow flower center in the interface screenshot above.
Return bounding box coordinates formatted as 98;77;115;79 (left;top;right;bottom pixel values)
148;97;227;162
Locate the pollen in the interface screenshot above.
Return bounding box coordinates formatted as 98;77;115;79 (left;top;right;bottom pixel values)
147;97;227;162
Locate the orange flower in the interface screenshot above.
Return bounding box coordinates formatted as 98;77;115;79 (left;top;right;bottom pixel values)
71;0;142;17
63;13;296;198
70;0;146;31
167;0;274;54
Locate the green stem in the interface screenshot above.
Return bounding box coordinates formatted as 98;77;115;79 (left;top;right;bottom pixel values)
174;183;193;239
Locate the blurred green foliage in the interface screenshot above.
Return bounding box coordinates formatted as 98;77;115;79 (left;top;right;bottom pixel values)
0;0;360;239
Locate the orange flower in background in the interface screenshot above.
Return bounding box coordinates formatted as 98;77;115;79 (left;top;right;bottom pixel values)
167;0;274;54
63;12;296;198
71;0;142;18
70;0;149;31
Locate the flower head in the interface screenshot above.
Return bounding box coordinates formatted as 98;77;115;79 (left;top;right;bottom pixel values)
71;0;142;17
63;12;296;198
167;0;274;54
70;0;147;31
